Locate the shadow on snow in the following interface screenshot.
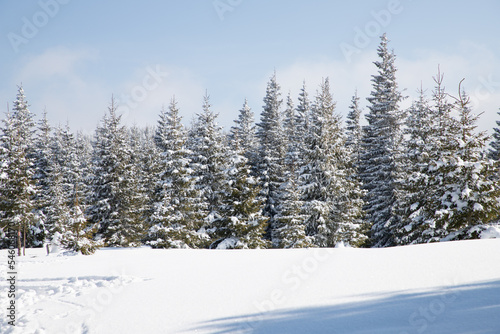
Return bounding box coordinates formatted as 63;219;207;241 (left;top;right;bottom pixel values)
187;280;500;334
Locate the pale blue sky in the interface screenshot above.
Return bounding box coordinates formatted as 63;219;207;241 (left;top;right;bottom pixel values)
1;0;499;134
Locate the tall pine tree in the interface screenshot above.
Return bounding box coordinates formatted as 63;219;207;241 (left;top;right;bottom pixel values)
148;98;206;248
0;86;38;254
89;98;145;247
359;34;405;247
256;72;287;245
301;78;367;247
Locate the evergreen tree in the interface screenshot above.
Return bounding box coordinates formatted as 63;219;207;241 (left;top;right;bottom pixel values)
45;124;77;241
229;99;258;167
283;92;296;169
274;171;312;248
89;98;145;247
275;85;313;248
189;93;229;246
0;86;38;254
392;88;439;244
293;81;311;164
60;200;100;254
359;34;405;247
489;108;500;164
256;72;287;244
345;91;363;165
44;161;69;249
148;98;206;248
32;109;52;246
301;78;367;247
128;125;154;226
430;84;500;240
211;153;269;249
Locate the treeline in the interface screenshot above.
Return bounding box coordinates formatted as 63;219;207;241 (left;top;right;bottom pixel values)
1;34;499;254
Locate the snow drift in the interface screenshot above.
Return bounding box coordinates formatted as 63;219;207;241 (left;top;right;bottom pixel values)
1;239;500;333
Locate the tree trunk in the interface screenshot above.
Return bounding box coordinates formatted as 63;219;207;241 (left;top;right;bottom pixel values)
17;224;21;256
23;224;26;256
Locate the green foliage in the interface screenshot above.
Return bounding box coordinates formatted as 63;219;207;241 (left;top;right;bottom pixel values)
211;155;269;249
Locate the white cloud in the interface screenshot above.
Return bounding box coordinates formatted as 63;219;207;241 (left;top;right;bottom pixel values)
114;65;206;129
5;42;499;137
274;42;500;134
8;47;207;134
18;46;99;83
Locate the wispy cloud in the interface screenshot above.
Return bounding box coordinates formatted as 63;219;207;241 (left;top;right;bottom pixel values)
274;41;500;134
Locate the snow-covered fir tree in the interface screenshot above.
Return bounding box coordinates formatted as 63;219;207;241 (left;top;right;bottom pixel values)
489;108;500;164
59;187;101;255
148;98;206;248
188;93;229;246
345;91;363;165
399;72;461;243
135;125;161;237
31;110;52;246
207;101;269;249
274;170;312;248
211;153;269;249
393;88;437;245
274;85;313;248
229;99;258;167
282;92;296;168
359;34;405;247
429;85;500;240
89;98;145;247
44;124;78;241
292;81;311;165
128;125;154;225
256;72;287;244
0;86;38;254
301;78;367;247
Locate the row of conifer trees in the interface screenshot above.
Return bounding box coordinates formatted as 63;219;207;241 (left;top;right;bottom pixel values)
1;34;499;254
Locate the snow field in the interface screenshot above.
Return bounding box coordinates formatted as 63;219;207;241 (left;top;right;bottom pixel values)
1;239;500;333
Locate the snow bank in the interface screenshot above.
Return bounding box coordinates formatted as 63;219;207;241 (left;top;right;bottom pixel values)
1;239;499;333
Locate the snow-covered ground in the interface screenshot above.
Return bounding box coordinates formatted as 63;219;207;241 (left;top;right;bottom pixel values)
1;239;500;333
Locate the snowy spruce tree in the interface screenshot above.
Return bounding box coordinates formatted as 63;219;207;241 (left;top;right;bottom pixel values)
45;125;79;243
211;153;269;249
283;82;310;172
345;91;363;165
188;93;229;246
89;98;145;247
209;106;269;249
429;84;500;240
274;170;312;248
301;78;367;247
60;194;101;255
0;86;39;254
391;71;456;245
274;85;313;248
489;108;500;165
31;110;52;246
293;81;311;166
148;98;206;249
47;161;100;255
229;99;259;167
256;72;287;244
392;89;436;245
359;34;405;247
